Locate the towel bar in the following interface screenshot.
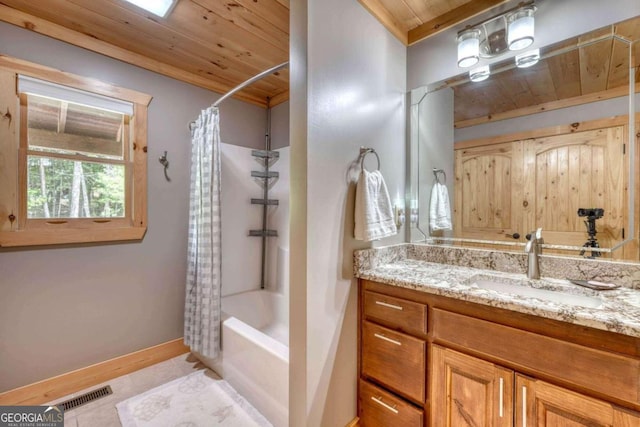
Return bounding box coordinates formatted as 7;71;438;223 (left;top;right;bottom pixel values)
359;147;380;172
433;168;446;184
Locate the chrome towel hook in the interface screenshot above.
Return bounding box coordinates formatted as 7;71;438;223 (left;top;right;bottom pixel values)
433;168;446;184
159;151;171;182
359;147;380;172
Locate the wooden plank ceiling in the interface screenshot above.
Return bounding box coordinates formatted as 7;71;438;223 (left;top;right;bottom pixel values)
450;16;640;128
0;0;289;107
0;0;515;107
357;0;511;45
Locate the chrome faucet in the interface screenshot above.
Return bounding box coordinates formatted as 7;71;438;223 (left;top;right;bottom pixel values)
525;228;543;279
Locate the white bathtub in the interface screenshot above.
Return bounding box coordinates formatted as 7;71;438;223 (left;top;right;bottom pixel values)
196;290;289;427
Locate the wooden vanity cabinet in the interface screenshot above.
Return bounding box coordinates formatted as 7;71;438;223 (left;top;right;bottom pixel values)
358;280;640;427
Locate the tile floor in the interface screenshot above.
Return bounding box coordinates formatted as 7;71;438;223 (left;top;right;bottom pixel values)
48;353;210;427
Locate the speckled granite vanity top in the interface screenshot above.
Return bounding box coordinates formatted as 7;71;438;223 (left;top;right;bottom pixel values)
354;244;640;338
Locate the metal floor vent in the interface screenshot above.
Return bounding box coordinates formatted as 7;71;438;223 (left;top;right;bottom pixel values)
59;385;113;411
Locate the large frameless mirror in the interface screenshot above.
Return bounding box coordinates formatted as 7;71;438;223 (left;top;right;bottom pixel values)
408;15;640;262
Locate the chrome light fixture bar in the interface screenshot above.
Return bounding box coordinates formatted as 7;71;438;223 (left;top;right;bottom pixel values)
457;2;536;71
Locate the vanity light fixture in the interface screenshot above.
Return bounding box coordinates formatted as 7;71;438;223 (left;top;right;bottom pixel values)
515;48;540;68
121;0;177;17
456;2;536;69
507;6;536;51
469;65;491;82
457;29;481;68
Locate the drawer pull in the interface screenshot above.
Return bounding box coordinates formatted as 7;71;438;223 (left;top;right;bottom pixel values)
499;378;504;417
375;300;404;311
522;385;527;427
371;396;399;414
374;333;402;346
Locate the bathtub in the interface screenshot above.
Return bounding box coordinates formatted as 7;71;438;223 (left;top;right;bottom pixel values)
195;290;289;427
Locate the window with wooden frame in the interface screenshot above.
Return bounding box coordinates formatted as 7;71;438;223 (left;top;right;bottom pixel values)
0;56;152;247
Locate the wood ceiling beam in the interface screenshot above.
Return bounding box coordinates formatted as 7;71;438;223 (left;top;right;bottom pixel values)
0;5;270;108
408;0;511;46
357;0;408;45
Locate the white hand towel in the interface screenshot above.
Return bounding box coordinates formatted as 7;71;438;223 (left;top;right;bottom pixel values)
354;170;397;241
429;182;452;231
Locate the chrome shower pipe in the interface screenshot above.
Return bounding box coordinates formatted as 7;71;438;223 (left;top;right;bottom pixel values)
260;101;272;290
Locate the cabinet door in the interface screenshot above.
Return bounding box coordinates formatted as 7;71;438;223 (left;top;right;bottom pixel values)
454;141;524;243
516;375;640;426
431;346;513;427
454;124;630;258
523;126;626;255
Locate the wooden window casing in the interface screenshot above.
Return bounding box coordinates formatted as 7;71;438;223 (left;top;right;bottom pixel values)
0;55;152;247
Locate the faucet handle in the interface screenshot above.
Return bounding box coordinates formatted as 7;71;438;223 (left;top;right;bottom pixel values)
535;227;543;239
526;228;543;241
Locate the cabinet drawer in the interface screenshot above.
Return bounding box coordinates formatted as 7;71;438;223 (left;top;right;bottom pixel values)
359;379;423;427
362;321;426;403
432;309;640;407
364;291;427;335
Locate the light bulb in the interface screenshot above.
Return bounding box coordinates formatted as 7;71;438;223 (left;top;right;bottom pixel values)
469;65;490;82
457;29;481;68
515;48;540;68
508;6;535;51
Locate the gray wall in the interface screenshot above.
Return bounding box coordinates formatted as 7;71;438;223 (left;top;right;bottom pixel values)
291;0;407;425
0;21;268;392
455;94;640;142
408;0;640;91
271;101;290;150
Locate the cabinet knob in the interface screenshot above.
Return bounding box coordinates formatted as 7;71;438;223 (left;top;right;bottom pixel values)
512;233;520;239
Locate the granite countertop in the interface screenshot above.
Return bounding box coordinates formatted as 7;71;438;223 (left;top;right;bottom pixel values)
354;244;640;338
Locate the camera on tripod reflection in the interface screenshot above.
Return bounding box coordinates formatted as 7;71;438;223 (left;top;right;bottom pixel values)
577;208;604;220
578;208;604;258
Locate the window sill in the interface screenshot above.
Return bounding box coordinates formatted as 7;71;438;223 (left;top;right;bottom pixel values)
0;227;147;247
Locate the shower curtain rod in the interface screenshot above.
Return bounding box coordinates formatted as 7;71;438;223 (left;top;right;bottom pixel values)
189;61;289;129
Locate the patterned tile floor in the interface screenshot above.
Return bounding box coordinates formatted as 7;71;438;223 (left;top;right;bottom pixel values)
48;353;210;427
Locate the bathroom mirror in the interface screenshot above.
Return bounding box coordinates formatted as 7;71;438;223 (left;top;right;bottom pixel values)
409;15;640;261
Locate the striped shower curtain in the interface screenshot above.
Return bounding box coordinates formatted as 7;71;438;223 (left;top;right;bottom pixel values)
184;106;222;359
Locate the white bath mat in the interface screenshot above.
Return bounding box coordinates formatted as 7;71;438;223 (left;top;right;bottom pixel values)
116;370;273;427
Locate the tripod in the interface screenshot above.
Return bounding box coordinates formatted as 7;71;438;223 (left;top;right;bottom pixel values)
579;216;601;258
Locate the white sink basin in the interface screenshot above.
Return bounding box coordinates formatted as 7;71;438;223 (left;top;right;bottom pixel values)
466;275;604;309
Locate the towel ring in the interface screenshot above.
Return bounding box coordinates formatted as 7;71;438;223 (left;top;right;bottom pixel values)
433;168;446;184
360;147;380;172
